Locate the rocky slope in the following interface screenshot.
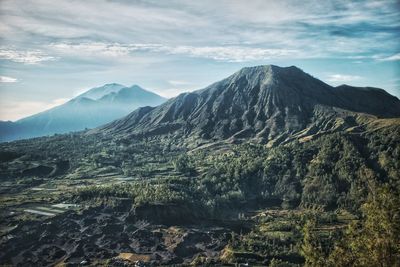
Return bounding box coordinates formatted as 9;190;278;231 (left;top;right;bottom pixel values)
94;65;400;145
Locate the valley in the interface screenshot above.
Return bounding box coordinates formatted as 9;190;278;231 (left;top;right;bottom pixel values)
0;116;399;266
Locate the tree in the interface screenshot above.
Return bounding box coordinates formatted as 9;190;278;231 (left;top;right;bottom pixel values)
328;185;400;267
301;218;325;266
269;258;292;267
173;154;195;175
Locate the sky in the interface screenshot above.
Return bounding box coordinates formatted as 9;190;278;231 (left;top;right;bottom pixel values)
0;0;399;121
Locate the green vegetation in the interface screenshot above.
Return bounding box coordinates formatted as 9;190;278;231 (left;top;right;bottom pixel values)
301;184;400;267
1;120;399;266
76;181;190;206
173;154;196;175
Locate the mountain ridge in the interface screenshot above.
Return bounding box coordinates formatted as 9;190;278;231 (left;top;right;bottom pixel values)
76;83;126;100
0;84;167;142
94;65;400;145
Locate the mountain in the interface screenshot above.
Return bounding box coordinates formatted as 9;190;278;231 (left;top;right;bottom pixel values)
98;85;167;106
76;83;126;100
95;65;400;145
1;65;400;266
0;84;166;142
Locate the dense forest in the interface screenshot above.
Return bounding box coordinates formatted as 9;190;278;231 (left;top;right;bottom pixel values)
2;117;397;265
75;128;400;266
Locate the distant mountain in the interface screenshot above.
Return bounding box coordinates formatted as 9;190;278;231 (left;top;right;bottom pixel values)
0;84;166;142
76;83;126;100
95;65;400;146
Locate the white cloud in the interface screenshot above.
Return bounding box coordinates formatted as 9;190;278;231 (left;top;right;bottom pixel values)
154;80;198;98
0;76;18;83
168;80;192;86
0;48;56;64
49;43;132;57
50;98;69;106
1;0;398;58
1;1;398;64
326;74;362;82
159;45;298;62
377;53;400;62
155;87;199;98
49;42;298;62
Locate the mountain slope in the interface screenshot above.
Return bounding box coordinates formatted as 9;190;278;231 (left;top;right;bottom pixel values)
0;85;166;142
95;65;400;145
98;85;166;106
